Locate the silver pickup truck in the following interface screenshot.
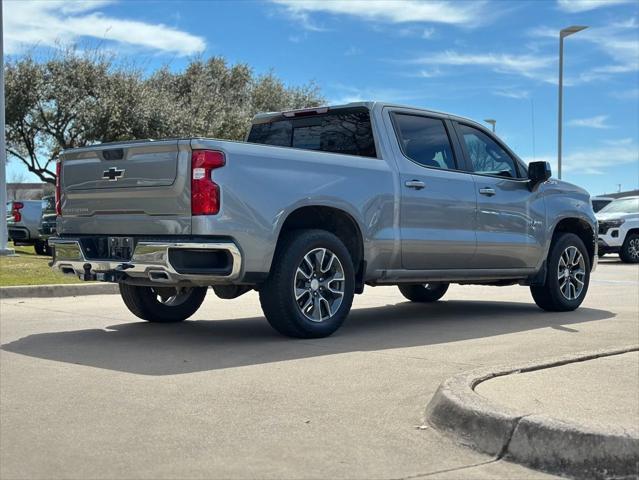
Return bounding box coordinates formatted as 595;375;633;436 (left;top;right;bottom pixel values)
50;102;597;338
6;199;48;254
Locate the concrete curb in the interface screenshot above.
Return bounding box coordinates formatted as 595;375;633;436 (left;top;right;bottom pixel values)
0;283;119;299
425;345;639;479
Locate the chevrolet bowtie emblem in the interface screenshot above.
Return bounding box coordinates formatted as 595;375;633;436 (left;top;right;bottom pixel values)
103;167;125;181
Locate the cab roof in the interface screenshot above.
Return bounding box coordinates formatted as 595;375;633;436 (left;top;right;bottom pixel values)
252;101;481;128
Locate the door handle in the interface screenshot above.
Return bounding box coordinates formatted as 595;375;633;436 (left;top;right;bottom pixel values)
479;187;496;196
405;180;425;190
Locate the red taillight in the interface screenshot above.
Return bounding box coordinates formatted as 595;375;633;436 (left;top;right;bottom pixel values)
11;202;23;222
55;160;62;216
191;150;225;216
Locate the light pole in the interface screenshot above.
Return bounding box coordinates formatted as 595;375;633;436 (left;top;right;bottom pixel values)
0;1;14;256
484;119;496;133
558;25;587;180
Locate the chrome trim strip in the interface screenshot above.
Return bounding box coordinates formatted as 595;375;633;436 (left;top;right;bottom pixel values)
49;238;242;284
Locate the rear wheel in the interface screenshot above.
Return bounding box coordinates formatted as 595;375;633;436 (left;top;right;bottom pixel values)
259;229;355;338
119;284;207;322
619;233;639;263
398;283;449;303
530;233;590;311
34;240;50;256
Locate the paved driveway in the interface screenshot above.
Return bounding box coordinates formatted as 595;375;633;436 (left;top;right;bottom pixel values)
1;259;637;479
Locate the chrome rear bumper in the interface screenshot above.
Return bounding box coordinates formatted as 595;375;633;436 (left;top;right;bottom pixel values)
49;238;242;285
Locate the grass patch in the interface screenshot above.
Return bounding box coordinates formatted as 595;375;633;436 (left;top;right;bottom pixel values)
0;243;82;287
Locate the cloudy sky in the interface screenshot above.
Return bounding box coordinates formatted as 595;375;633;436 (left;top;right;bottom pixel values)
4;0;639;195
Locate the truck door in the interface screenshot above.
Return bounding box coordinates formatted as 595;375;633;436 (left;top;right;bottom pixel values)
452;122;545;269
385;109;477;270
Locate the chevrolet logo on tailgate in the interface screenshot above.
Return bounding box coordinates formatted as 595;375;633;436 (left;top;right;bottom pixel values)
103;167;125;181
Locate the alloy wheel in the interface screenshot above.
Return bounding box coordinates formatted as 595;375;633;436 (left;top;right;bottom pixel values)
628;238;639;261
294;248;345;322
151;287;193;306
557;246;586;300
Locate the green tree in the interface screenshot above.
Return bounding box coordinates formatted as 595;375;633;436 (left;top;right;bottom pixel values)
5;49;324;184
148;57;323;140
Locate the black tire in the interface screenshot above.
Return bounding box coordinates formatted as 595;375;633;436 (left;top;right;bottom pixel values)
259;229;355;338
34;240;48;256
398;283;449;302
119;283;207;322
619;233;639;263
530;233;590;312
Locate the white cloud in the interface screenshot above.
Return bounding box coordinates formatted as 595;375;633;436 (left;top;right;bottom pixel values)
610;88;639;100
415;67;444;78
271;0;487;26
611;17;639;28
412;51;556;83
567;115;612;129
530;20;639;82
344;46;362;56
494;89;530;99
397;26;437;38
525;140;639;175
328;84;421;105
422;27;436;39
557;0;634;13
4;0;206;56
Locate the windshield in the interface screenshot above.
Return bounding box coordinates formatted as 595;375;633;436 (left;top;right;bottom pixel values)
599;198;639;214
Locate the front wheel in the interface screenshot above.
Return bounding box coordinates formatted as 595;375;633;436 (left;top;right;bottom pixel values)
119;284;207;322
398;283;449;303
530;233;590;311
619;233;639;263
259;229;355;338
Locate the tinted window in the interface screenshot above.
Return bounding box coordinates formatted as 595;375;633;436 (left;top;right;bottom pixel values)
393;114;456;170
247;107;376;158
459;124;519;178
248;121;291;147
591;199;612;212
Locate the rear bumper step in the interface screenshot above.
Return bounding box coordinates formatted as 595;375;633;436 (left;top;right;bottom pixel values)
49;238;242;285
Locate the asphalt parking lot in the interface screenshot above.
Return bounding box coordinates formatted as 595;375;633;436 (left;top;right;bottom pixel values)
1;258;637;479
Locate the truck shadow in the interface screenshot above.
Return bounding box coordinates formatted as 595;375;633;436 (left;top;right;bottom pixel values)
2;300;614;375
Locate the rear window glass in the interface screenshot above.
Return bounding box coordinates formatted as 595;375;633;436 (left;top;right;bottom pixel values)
247;107;377;158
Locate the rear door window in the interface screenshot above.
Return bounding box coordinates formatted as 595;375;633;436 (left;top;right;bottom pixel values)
247;107;377;158
392;113;457;170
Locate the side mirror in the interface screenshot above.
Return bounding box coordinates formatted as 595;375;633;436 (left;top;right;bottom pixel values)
528;161;551;188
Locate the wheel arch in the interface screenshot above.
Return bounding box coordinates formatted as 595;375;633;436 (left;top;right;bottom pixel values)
625;227;639;238
273;205;366;292
550;217;596;267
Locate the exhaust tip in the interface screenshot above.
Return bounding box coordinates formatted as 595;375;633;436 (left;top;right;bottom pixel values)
148;270;170;282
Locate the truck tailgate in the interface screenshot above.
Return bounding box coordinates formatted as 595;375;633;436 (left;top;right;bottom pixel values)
58;140;192;235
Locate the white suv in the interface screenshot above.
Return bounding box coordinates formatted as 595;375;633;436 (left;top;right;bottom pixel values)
596;196;639;263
